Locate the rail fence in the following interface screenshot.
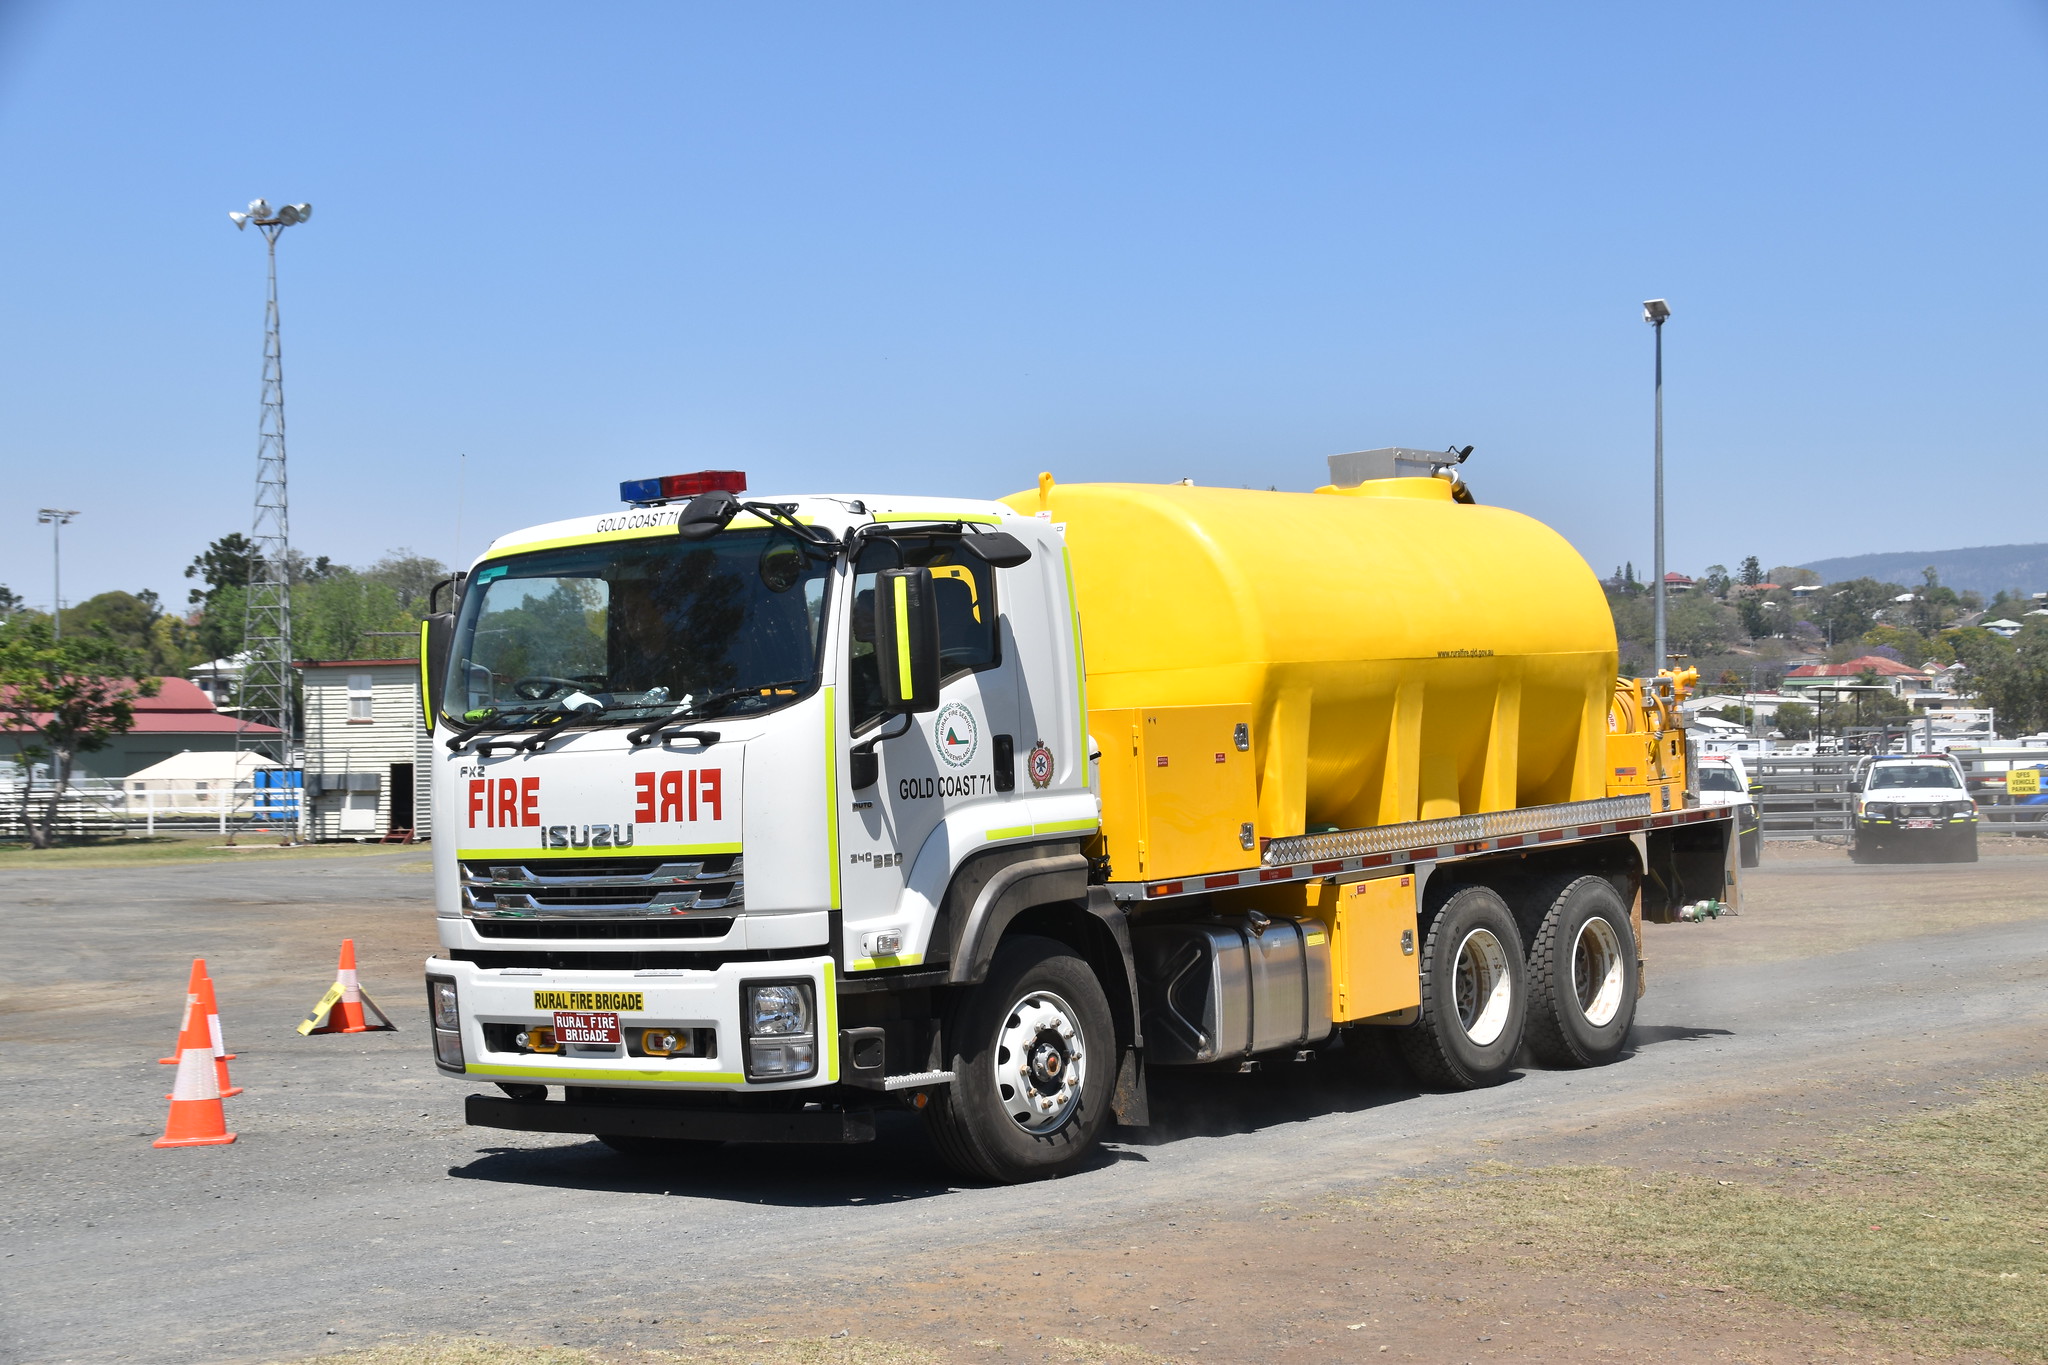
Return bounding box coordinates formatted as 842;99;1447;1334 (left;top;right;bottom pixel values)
0;776;300;840
1751;748;2048;841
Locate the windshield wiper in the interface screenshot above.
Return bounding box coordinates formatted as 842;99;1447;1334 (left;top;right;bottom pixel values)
623;679;812;746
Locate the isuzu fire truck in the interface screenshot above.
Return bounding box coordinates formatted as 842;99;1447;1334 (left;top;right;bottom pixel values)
422;453;1737;1182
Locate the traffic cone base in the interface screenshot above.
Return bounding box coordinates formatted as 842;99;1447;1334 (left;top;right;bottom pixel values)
299;938;397;1035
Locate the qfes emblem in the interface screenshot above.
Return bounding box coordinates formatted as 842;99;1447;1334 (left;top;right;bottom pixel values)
1027;741;1055;789
934;702;979;769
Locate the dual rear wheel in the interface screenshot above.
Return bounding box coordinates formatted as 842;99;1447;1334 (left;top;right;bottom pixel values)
1397;878;1637;1087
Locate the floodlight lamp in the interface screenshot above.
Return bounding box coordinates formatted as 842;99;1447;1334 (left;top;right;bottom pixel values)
291;203;312;220
1642;298;1671;324
248;198;271;219
229;211;249;229
276;206;300;225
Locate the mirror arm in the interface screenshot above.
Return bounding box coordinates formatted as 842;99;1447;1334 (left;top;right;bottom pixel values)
848;714;913;790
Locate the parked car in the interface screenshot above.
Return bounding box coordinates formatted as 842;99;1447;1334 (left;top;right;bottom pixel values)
1850;754;1978;862
1696;753;1761;867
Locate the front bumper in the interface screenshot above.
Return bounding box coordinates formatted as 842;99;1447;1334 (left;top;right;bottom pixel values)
467;1093;875;1143
428;954;837;1091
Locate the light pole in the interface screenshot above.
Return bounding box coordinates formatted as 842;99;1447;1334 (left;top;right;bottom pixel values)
1643;299;1671;671
36;509;78;641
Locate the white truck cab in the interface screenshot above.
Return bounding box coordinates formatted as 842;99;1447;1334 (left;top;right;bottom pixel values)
1693;753;1760;867
1850;754;1978;863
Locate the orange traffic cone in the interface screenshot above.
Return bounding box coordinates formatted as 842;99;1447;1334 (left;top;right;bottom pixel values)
159;959;205;1064
155;967;237;1148
297;939;397;1036
197;973;242;1097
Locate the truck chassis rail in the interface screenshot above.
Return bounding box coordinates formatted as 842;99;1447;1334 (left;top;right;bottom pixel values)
1112;794;1729;901
466;1094;877;1144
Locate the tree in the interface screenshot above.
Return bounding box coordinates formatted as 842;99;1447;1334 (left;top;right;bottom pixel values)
185;533;257;606
1818;688;1911;732
1815;578;1900;646
1697;564;1731;597
0;618;156;848
1961;619;2048;736
362;550;449;615
1738;556;1763;588
1768;566;1821;588
0;585;24;617
1774;701;1816;739
1737;594;1771;640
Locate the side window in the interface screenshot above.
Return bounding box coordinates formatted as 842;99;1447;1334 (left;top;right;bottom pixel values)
847;534;999;731
347;673;374;722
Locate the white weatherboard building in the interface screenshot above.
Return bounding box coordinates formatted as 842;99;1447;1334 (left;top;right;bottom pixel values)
297;659;432;840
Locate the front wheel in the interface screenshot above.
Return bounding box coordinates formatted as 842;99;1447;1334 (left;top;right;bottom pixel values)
1397;886;1526;1089
1524;876;1638;1068
926;935;1116;1184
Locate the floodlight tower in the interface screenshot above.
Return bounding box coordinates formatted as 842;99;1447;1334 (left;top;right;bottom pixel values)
1643;298;1671;671
36;509;78;641
228;198;312;768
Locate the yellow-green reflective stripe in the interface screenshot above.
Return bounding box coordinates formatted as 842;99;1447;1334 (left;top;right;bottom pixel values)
985;818;1100;842
848;952;925;972
893;576;914;696
466;1062;746;1084
824;687;841;910
823;961;839;1081
1062;547;1088;778
872;512;1003;525
456;842;740;860
418;621;435;734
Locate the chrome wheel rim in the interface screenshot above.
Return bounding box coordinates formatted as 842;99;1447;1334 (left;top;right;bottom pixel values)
1453;927;1513;1046
1572;915;1625;1027
993;989;1087;1135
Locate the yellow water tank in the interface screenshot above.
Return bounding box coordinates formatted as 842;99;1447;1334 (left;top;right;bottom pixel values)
1002;476;1618;847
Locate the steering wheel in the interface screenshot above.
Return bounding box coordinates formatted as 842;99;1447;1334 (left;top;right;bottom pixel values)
511;676;600;702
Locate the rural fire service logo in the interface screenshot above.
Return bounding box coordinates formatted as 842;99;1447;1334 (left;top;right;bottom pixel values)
1027;741;1054;788
934;702;979;769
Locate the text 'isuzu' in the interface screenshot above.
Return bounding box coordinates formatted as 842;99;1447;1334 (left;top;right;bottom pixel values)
419;450;1738;1182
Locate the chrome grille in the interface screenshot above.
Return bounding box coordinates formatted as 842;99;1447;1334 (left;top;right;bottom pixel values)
461;853;742;918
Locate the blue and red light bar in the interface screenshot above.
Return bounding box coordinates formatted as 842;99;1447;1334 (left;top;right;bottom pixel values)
620;470;748;504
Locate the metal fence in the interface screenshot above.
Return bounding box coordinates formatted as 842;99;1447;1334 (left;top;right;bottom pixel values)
1753;755;1856;841
1950;749;2048;835
0;777;300;840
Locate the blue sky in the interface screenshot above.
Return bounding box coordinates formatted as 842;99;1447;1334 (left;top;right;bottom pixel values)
3;3;2046;613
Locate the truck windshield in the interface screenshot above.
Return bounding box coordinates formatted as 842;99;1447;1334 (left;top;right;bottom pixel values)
1697;767;1744;792
1868;764;1961;790
445;530;831;728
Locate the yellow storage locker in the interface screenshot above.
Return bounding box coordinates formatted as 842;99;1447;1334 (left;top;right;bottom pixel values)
1324;874;1421;1022
1092;703;1258;881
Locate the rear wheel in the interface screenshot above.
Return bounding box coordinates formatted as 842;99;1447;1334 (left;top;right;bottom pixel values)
1397;886;1526;1089
926;935;1115;1184
1524;876;1638;1068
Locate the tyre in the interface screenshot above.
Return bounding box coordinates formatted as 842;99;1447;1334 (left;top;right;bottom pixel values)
597;1133;723;1159
925;935;1116;1183
1739;826;1761;869
1523;876;1638;1068
1397;886;1526;1089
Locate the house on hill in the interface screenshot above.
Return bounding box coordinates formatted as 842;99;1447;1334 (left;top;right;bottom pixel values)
1781;655;1935;702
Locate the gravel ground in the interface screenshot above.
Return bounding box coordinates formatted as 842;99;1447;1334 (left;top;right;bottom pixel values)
2;846;2043;1365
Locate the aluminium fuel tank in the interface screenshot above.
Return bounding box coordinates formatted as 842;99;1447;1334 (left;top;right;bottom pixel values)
1002;475;1618;841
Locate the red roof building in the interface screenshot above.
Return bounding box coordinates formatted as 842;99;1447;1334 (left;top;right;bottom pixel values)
1782;655;1933;699
5;676;283;780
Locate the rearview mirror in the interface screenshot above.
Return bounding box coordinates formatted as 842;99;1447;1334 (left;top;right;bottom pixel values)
676;491;740;541
873;567;941;714
420;613;455;733
961;531;1031;568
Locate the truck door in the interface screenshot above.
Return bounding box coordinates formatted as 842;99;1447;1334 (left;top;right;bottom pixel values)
839;532;1022;967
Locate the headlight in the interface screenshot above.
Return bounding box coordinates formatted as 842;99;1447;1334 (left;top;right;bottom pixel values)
745;983;812;1036
742;980;816;1081
427;976;464;1069
1951;801;1975;817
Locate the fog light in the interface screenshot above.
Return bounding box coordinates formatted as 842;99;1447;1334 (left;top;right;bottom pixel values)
427;976;464;1069
747;1037;817;1079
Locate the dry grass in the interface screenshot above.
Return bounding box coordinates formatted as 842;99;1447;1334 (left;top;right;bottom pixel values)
280;1330;1182;1365
1368;1076;2048;1360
